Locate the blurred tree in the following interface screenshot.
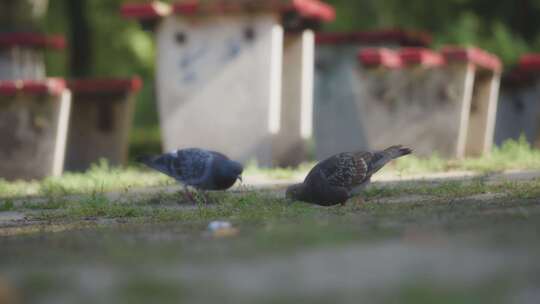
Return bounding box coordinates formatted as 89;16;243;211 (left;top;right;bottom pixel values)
46;0;158;130
65;0;92;77
324;0;540;65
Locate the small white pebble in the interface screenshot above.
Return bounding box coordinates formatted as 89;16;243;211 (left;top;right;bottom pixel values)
208;221;232;231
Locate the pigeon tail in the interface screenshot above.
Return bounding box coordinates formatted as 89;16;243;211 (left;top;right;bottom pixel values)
383;145;413;159
369;145;412;173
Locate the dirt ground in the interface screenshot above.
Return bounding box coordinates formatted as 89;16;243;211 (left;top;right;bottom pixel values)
1;170;540;304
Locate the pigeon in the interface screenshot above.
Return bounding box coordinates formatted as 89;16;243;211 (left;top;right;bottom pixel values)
137;148;243;193
286;145;412;206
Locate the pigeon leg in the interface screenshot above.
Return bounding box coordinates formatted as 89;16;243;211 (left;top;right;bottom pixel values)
191;189;212;204
354;196;365;207
200;191;210;204
180;186;196;203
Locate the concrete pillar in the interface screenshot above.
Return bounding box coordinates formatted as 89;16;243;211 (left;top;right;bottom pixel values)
356;47;501;158
154;14;284;166
0;79;71;180
396;48;468;157
64;78;142;171
313;30;431;160
445;63;476;158
442;47;502;157
122;1;335;166
274;30;315;166
355;49;413;152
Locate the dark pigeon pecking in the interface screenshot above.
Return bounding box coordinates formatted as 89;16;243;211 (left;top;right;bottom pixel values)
137;148;243;193
286;145;412;206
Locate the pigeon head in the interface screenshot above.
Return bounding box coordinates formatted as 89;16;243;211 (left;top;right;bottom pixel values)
286;183;307;201
220;160;244;182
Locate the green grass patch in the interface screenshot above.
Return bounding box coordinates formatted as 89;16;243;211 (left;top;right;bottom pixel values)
0;160;173;198
22;177;540;225
246;137;540;179
1;138;540;200
388;136;540;174
0;199;14;211
373;278;512;304
244;160;314;180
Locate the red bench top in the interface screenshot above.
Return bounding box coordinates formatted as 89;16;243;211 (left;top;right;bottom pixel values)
399;48;445;67
0;33;66;50
359;46;501;72
358;48;402;69
121;1;171;20
0;79;66;96
441;47;502;72
67;77;142;94
122;0;335;22
518;54;540;72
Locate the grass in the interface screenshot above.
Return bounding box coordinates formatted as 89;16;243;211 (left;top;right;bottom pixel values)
388;136;540;174
2;139;540;304
371;279;513;304
2;176;536;227
244;160;315;179
0;160;173;198
2;176;540;303
247;137;540;178
0;199;14;211
1;138;539;199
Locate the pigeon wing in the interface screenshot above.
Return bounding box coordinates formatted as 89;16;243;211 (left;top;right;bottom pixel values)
142;149;212;185
171;148;212;184
209;150;230;160
306;152;373;190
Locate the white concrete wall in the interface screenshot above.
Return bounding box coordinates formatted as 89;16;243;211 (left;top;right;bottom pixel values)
313;42;407;159
0;90;71;180
354;64;475;158
273;30;314;166
155;14;286;166
465;70;501;156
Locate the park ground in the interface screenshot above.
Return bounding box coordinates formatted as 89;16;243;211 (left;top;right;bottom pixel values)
1;139;540;303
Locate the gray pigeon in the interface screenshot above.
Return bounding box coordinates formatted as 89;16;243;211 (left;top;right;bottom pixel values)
286;145;412;206
137;148;243;191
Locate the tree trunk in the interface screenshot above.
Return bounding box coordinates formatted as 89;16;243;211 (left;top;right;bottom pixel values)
65;0;92;77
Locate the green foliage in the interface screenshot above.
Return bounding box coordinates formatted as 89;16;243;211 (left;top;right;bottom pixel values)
44;0;159;128
129;126;163;161
324;0;540;65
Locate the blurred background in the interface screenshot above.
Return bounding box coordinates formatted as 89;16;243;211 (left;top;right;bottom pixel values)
37;0;540;159
3;2;540;304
